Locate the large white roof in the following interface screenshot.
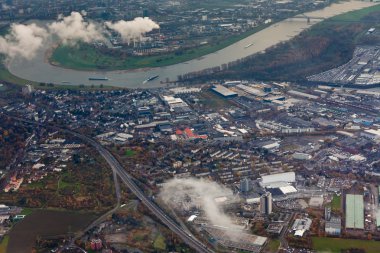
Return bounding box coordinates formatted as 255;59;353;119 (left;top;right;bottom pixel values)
280;185;297;194
261;172;295;185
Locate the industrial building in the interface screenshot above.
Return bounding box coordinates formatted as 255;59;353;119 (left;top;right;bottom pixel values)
292;218;312;237
211;85;238;98
204;226;267;253
261;172;296;185
345;194;364;229
259;172;297;198
293;152;312;160
236;84;266;97
325;216;341;236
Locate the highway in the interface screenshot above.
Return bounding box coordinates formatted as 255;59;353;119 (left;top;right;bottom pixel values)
84;137;214;253
7;115;214;253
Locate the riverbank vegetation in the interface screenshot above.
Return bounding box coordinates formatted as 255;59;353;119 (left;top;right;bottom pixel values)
185;4;380;82
50;24;272;71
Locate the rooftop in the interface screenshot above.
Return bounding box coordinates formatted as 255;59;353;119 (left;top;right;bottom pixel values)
345;194;364;229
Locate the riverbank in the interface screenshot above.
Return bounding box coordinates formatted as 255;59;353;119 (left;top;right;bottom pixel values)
0;63;121;91
192;3;380;83
7;1;376;88
50;23;273;71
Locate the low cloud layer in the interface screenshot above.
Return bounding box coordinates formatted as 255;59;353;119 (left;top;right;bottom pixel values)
0;12;159;61
0;23;48;60
48;12;105;44
159;177;236;229
106;17;160;43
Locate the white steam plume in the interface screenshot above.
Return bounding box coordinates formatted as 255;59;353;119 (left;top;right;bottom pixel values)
159;178;237;229
0;23;48;61
48;11;105;44
0;12;160;61
105;17;159;43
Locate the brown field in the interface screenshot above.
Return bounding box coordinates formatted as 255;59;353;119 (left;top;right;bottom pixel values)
7;210;96;253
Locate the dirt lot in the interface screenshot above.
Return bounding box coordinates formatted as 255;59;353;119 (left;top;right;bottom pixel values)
7;210;96;252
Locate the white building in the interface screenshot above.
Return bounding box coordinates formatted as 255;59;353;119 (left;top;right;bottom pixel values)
261;172;296;185
293;152;312;160
361;129;380;141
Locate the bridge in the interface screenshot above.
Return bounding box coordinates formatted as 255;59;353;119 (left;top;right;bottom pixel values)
291;14;325;24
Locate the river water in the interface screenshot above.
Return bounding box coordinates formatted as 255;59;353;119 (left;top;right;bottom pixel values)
7;0;376;88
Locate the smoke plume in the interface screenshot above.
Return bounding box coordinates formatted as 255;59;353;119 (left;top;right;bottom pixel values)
0;12;160;61
159;178;237;229
0;23;48;60
48;12;105;44
105;17;159;43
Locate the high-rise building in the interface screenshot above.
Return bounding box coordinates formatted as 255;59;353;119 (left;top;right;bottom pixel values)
260;192;272;215
325;206;331;221
240;177;251;193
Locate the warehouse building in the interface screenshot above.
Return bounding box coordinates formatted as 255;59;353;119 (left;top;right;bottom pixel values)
345;194;364;229
211;85;238;98
261;172;296;185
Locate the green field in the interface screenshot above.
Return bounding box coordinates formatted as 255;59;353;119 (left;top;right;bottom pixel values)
0;236;9;253
125;149;136;157
313;237;380;253
50;24;271;71
153;234;166;251
20;208;35;216
330;195;341;212
266;239;280;252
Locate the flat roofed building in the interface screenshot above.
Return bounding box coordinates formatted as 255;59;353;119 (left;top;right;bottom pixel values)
211;85;238;98
325;216;341;236
236;84;266;97
345;194;364;229
261;172;295;185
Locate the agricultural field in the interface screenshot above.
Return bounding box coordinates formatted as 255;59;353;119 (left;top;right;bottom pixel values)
312;237;380;253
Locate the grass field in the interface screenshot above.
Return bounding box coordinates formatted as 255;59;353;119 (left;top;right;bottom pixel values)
266;239;280;252
20;208;35;216
331;195;341;212
125;149;136;157
50;24;271;71
153;234;166;251
312;237;380;253
0;236;9;253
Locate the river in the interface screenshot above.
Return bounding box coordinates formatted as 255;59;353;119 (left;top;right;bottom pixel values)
7;0;377;88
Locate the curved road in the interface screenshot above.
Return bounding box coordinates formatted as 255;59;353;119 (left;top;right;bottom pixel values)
7;115;214;253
